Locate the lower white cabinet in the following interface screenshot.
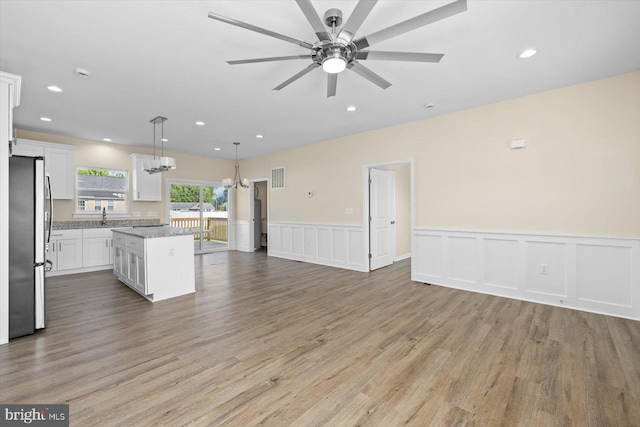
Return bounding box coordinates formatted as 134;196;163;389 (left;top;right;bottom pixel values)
47;227;129;276
48;230;83;272
112;230;195;302
82;228;115;268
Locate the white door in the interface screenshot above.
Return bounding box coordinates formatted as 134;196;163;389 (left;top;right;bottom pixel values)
369;168;395;270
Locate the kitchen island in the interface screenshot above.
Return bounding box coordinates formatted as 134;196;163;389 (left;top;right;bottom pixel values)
112;226;195;302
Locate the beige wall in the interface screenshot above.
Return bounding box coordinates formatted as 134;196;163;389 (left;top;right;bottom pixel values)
380;163;411;257
16;130;235;222
238;71;640;238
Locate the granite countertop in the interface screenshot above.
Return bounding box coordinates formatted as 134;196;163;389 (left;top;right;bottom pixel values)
112;226;197;239
52;219;162;230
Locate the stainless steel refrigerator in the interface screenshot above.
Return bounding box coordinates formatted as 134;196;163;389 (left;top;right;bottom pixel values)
9;155;52;339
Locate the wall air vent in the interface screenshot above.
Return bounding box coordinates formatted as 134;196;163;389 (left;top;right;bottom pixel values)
271;167;285;189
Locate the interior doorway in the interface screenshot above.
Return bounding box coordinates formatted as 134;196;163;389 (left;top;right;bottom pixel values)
363;160;413;271
249;179;269;252
166;179;231;254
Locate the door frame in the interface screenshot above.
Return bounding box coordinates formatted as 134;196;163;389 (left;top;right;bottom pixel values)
248;178;269;252
165;178;234;252
362;159;414;271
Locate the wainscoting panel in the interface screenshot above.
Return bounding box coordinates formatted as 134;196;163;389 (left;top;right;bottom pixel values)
413;229;640;320
483;239;518;290
269;222;367;272
234;221;250;252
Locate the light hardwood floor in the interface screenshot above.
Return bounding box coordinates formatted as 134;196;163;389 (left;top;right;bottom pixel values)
1;251;639;426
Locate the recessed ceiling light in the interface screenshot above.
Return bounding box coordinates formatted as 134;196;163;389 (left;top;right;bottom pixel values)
256;134;263;139
103;138;111;142
518;49;537;59
161;138;168;142
214;147;221;151
46;85;62;92
424;103;435;109
195;121;205;126
40;117;52;122
346;106;356;112
74;67;91;78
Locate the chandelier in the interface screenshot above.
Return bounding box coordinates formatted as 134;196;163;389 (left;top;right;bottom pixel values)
144;116;176;174
222;142;248;189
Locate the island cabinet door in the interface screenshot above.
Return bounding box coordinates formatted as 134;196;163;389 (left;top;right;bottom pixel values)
135;252;147;294
128;250;146;295
113;246;126;278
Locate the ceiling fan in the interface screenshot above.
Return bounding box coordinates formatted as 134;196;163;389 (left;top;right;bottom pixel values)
208;0;467;98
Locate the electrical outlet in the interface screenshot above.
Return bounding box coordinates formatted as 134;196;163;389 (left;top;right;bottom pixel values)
540;264;549;275
345;208;353;215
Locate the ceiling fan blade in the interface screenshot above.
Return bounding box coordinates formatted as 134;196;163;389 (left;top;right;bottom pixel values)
337;0;378;44
295;0;332;42
208;12;314;49
356;51;444;63
327;73;337;98
353;0;467;50
273;63;320;91
347;61;391;90
228;55;312;65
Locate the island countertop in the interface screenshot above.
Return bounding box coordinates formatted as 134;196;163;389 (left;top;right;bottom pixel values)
112;225;197;239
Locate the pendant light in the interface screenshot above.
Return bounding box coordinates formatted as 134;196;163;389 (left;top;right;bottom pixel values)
144;116;176;174
223;142;249;189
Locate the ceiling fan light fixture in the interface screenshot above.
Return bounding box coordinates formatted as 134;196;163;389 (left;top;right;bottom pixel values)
322;56;346;74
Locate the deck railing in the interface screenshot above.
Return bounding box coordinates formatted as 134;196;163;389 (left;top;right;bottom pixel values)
170;217;228;242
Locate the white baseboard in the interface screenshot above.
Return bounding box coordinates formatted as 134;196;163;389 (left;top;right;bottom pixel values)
268;222;367;272
395;253;411;262
412;228;640;321
46;264;112;277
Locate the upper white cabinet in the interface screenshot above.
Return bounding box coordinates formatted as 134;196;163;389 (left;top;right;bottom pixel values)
13;139;75;200
130;154;162;201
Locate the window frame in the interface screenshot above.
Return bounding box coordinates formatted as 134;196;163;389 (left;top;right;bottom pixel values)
74;167;129;217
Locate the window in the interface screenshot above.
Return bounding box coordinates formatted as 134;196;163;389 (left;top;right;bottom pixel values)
76;168;127;214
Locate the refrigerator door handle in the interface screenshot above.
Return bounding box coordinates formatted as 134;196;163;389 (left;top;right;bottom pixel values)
46;175;53;244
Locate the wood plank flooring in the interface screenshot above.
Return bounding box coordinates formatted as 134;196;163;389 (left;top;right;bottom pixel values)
1;251;639;426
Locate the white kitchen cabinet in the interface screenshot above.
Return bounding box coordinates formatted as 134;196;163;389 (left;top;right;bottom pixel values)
48;230;83;272
14;139;75;199
112;229;195;302
82;228;120;268
44;145;75;199
130;154;162;201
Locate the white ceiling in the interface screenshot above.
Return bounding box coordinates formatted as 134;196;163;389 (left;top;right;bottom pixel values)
1;1;639;160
